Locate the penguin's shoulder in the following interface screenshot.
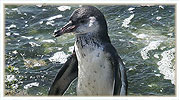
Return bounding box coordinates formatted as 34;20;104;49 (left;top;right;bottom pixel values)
103;43;120;64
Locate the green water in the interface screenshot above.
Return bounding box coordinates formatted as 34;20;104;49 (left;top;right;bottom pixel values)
5;5;175;96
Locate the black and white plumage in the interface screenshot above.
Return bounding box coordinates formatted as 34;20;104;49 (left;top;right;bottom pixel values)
48;6;128;96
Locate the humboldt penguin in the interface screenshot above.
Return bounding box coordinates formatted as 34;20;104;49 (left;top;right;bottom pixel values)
48;5;128;96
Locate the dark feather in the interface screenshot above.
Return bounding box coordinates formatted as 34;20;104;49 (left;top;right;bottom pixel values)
48;51;78;95
103;43;128;95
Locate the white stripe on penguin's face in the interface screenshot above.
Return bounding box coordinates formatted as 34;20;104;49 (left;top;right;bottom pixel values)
75;16;99;35
88;17;96;27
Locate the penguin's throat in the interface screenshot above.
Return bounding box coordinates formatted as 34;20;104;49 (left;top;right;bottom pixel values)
75;34;102;49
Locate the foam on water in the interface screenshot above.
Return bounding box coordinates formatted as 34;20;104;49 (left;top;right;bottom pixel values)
57;6;71;11
157;48;175;84
5;75;17;82
6;32;11;36
29;42;40;47
46;14;63;26
12;84;19;89
24;82;39;90
154;54;159;59
128;7;135;11
141;41;162;60
156;16;162;20
46;20;55;26
121;14;134;28
42;39;55;43
42;9;47;11
132;33;149;39
21;36;33;40
6;24;16;30
159;5;164;9
128;7;135;13
12;50;18;54
47;14;63;21
39;21;44;24
49;51;69;64
36;5;42;7
11;8;21;14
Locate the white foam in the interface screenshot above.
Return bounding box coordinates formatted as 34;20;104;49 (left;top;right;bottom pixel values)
128;7;135;13
39;21;43;24
6;24;16;30
11;8;18;11
42;39;55;43
122;14;134;28
12;50;18;54
141;41;162;60
29;42;40;47
25;24;28;27
154;54;159;59
128;7;135;11
157;48;175;84
167;33;173;37
36;5;42;7
160;46;166;50
155;74;161;77
32;16;35;18
34;63;42;67
57;6;71;11
42;9;47;11
6;32;11;36
49;51;69;63
24;13;27;16
12;84;19;89
46;20;55;26
47;14;63;21
21;36;33;40
159;5;164;9
24;82;39;90
5;75;17;82
21;17;24;19
12;8;21;14
156;16;162;20
132;33;148;39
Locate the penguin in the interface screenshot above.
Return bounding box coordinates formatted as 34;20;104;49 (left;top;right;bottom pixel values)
48;5;128;96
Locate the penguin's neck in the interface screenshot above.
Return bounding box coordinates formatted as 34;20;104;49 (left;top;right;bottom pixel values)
75;33;103;50
74;33;105;60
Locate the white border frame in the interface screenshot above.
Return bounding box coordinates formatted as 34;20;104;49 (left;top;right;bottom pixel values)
0;0;179;100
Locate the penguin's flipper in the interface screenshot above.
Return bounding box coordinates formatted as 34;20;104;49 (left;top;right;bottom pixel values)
118;58;128;95
103;43;128;95
113;54;128;95
48;51;78;95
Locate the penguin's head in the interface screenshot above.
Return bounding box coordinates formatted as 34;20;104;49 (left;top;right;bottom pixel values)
54;6;108;37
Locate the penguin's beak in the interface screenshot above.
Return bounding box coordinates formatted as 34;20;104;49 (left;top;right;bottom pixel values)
54;21;76;37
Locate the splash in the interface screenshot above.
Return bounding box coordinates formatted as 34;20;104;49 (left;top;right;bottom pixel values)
42;39;55;43
24;82;39;90
5;75;17;82
49;51;70;64
47;14;63;21
57;6;71;11
141;41;162;60
157;48;175;84
122;14;134;28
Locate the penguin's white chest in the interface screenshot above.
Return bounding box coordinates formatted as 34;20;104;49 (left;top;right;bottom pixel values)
75;43;114;96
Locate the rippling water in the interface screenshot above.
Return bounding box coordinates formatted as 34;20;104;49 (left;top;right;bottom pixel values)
4;5;175;96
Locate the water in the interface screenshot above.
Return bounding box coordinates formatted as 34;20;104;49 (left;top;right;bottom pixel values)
4;5;175;96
